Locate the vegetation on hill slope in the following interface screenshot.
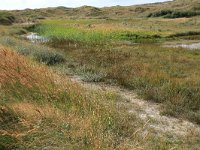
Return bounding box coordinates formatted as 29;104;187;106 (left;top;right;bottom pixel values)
0;47;140;149
0;12;15;25
5;0;200;22
147;10;200;18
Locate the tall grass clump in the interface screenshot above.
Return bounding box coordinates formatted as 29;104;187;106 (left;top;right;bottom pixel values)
34;51;65;65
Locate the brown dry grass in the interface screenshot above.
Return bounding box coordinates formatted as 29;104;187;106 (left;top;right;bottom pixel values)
0;46;53;89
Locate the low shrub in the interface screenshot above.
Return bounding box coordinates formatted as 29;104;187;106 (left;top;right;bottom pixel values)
0;135;18;150
75;65;106;82
34;51;65;65
0;12;15;25
147;10;173;17
148;10;200;18
0;36;65;65
170;31;200;37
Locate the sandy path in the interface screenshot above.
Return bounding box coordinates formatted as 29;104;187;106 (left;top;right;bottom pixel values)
69;75;200;137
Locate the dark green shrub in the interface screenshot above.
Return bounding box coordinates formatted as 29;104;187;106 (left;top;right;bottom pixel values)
170;31;200;37
147;10;173;17
0;12;15;25
16;46;32;56
0;135;18;150
148;10;200;18
0;106;19;130
164;11;200;18
34;51;65;65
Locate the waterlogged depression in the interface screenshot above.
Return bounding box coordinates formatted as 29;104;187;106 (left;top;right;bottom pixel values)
164;42;200;50
25;32;49;43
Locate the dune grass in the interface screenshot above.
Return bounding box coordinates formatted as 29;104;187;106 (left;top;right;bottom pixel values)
1;41;200;149
3;46;200;149
0;26;199;150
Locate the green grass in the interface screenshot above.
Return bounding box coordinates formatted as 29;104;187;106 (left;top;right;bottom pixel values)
29;20;169;45
31;24;111;44
29;16;200;45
